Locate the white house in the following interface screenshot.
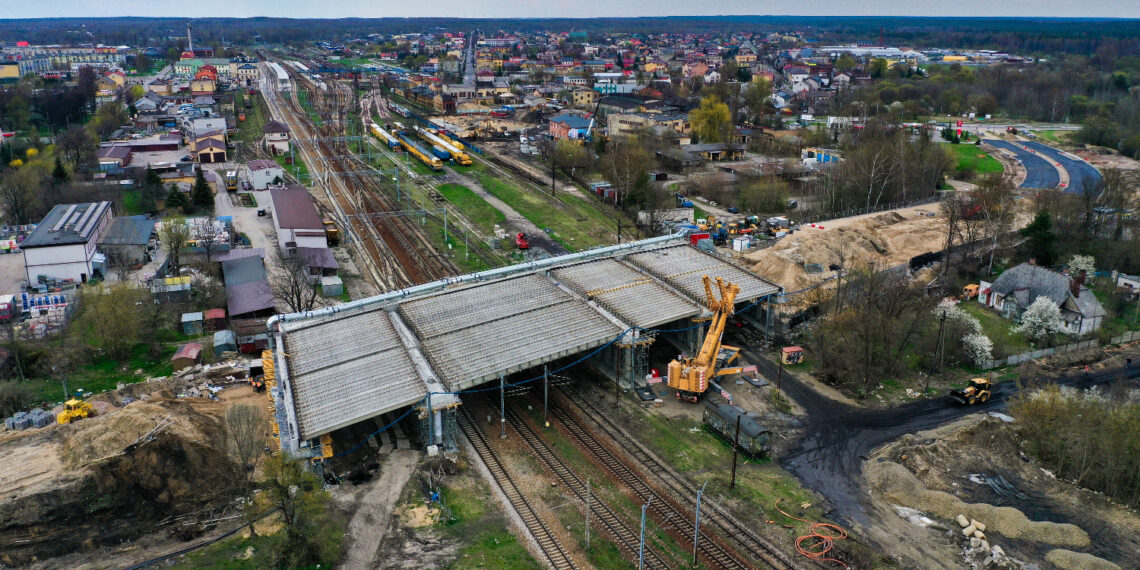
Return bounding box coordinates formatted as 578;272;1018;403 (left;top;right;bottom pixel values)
21;201;113;284
269;186;327;253
247;159;285;189
978;262;1105;336
263;120;290;155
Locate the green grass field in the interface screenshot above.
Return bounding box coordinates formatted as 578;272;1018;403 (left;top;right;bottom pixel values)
947;143;1004;175
274;154;310;184
25;342;178;404
960;301;1031;357
472;172;622;251
1035;130;1073;144
437;184;506;234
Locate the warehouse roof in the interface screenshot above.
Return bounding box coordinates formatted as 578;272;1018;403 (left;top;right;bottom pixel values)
226;281;275;317
99;217;155;246
269;186;324;230
222;256;268;287
22;202;112;248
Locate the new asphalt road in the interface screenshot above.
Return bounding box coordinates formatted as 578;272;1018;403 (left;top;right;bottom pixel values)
986;139;1061;189
1022;140;1103;193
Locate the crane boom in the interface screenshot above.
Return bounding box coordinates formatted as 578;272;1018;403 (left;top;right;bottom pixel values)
667;275;741;401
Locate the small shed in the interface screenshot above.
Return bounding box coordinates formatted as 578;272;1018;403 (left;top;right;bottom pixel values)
320;275;344;298
213;330;237;356
203;308;227;331
171;343;203;371
781;346;804;365
181;312;204;335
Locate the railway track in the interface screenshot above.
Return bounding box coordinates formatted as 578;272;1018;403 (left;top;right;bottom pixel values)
456;410;576;570
558;388;802;570
544;398;752;570
264;61;460;290
494;400;673;570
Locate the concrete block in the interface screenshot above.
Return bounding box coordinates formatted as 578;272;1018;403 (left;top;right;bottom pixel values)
963;524;977;536
956;514;970;528
971;519;986;532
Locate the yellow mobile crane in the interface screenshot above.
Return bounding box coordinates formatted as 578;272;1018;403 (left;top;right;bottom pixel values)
667;276;750;402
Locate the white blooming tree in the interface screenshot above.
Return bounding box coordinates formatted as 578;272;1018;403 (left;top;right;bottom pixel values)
962;333;994;367
934;299;993;366
1013;296;1066;341
1068;255;1096;284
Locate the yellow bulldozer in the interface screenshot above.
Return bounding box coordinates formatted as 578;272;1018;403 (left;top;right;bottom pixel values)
667;276;752;402
949;374;992;405
57;399;96;424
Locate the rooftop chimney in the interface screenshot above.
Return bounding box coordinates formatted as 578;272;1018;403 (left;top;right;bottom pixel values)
1071;269;1087;298
1028;258;1036;266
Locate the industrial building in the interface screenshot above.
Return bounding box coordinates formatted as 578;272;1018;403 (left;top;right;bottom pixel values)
269;186;329;253
21;202;113;285
263;236;781;460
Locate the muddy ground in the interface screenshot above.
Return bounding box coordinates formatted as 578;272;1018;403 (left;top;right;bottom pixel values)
869;414;1140;569
0;377;269;568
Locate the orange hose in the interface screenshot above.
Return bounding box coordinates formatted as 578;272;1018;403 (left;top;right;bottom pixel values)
774;499;850;569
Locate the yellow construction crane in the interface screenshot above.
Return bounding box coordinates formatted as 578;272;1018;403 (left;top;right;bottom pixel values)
667;276;750;402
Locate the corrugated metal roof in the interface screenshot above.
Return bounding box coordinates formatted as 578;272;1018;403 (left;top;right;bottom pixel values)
99;217;156;246
283;309;427;439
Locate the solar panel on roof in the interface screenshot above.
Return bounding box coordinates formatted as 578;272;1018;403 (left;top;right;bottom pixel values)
51;205;77;232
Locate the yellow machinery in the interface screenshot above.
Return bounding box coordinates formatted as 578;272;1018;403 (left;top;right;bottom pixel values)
323;218;339;245
667;276;750;402
57;399;95;424
949;374;992;405
962;284;979;300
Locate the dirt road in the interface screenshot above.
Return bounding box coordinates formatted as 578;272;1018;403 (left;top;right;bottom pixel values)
727;328;1140;565
443;170;567;256
340;449;421;569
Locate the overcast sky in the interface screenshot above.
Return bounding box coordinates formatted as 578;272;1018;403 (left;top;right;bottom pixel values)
11;1;1140;19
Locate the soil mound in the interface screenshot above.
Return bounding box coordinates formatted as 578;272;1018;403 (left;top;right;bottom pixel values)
0;398;239;566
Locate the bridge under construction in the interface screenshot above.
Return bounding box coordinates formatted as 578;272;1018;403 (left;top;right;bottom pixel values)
264;234;782;457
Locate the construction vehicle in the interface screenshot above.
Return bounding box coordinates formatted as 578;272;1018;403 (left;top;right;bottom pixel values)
765;216;790;238
949;374;992;405
962;284;980;300
323;218;340;245
667;276;750;402
676;193;694;208
223;171;240;192
1005;126;1019;135
57;399;96;424
515;232;529;249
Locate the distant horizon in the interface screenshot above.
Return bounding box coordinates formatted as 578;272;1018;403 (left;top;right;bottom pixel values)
3;15;1140;22
5;0;1139;20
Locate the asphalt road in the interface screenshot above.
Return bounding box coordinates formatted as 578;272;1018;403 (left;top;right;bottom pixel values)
729;330;1140;532
986;139;1061;189
1022;140;1103;193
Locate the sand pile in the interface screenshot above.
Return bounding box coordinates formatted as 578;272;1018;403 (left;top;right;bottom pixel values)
742;208;946;295
61;399;223;467
864;460;1090;548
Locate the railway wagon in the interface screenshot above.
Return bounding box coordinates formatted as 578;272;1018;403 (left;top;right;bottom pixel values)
702;401;772;457
415;126;473;166
396;134;443;171
369;122;401;150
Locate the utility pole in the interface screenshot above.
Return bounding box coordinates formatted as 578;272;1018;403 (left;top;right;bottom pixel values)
638;497;652;570
551;157;557;197
614;348;621;407
585;478;591;549
692;481;707;565
937;309;948;374
543;365;549;428
729;415;741;490
776;359;784;400
499;374;506;439
617;219;622;244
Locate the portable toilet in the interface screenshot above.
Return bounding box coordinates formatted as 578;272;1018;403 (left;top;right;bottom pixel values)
181;312;204;335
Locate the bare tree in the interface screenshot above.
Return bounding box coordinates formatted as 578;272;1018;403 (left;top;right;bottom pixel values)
225;403;267;537
158;217;190;277
269;253;320;313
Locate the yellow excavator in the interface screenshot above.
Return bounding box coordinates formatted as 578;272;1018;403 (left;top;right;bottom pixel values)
667;276;751;402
